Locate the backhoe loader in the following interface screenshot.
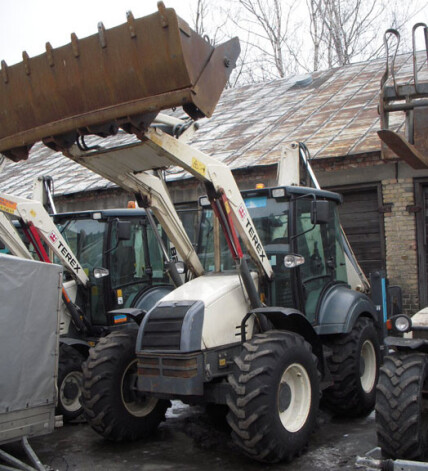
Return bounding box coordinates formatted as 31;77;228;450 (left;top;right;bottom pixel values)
373;22;428;465
0;180;178;421
0;3;382;463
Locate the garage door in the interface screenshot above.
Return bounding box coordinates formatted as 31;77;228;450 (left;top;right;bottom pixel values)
331;186;384;277
424;187;428;285
416;183;428;307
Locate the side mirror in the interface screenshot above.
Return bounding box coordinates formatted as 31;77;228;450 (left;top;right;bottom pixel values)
284;254;305;269
93;267;110;279
117;221;131;241
311;200;329;225
175;261;187;274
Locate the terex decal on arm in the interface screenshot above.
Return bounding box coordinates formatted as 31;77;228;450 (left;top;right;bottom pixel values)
0;192;89;286
0;192;89;333
147;128;273;281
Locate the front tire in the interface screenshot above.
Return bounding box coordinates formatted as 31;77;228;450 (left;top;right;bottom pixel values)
376;352;428;460
226;330;320;463
81;329;170;441
322;317;380;416
57;343;85;422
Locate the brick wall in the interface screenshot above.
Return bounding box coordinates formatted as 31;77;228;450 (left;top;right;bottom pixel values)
382;178;419;314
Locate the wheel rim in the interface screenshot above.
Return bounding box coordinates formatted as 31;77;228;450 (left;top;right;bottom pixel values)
121;359;157;417
59;371;83;412
278;363;311;432
360;340;377;393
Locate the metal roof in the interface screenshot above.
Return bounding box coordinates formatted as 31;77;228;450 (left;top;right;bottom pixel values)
0;51;426;198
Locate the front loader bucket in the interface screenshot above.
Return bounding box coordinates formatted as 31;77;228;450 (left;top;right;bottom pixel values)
0;2;240;161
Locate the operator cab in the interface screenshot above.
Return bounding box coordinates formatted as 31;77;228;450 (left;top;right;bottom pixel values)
198;186;347;325
54;209;172;326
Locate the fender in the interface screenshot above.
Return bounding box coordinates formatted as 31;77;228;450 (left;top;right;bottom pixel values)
385;336;428;353
108;308;146;325
131;284;174;312
59;337;90;357
106;285;174;326
251;307;324;367
315;284;379;335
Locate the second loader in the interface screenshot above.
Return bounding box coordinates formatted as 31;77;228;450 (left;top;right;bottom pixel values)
0;3;384;463
0;178;180;421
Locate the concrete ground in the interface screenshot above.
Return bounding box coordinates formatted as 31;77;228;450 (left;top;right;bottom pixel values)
6;402;378;471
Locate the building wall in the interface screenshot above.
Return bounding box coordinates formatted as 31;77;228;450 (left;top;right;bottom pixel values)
382;178;419;313
56;187;132;213
53;155;428;315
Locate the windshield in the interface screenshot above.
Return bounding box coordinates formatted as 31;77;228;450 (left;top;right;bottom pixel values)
57;216;170;323
197;195;289;272
58;218;106;273
109;220;168;288
245;196;289;248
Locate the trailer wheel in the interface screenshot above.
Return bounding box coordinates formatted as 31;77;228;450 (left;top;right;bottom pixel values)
376;352;428;460
226;330;320;463
322;317;380;416
81;329;169;442
57;343;85;422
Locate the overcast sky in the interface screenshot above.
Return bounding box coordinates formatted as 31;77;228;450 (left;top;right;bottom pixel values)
0;0;198;65
1;1;427;69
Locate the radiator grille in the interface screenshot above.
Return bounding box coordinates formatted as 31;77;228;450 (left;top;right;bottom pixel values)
140;304;188;350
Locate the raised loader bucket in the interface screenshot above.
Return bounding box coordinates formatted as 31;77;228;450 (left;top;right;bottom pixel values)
0;2;240;161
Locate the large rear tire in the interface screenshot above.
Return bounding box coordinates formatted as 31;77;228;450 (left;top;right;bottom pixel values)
322;317;380;416
226;330;320;463
81;329;169;441
57;343;85;422
376;352;428;460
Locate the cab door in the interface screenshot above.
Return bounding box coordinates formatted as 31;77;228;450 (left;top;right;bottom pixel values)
107;218;169;311
294;197;347;323
58;217;108;325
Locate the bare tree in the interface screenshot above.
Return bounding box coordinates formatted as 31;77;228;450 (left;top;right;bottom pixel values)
307;0;325;70
190;0;227;45
193;0;208;35
318;0;382;66
186;0;427;86
224;0;298;80
238;0;287;77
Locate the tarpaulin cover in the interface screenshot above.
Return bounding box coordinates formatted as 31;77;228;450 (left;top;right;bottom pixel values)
0;254;62;413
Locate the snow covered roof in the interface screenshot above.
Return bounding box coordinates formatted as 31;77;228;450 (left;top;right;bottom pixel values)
1;51;425;198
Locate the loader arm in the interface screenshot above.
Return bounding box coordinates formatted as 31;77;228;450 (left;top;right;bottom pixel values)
0;3;240;162
0;212;33;259
0;5;257;279
66;128;273;280
278;142;370;292
0;192;89;287
378;24;428;168
62;140;204;278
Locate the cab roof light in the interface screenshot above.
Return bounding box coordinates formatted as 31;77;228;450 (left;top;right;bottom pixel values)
92;212;102;220
272;188;286;198
199;196;210;207
255;183;265;189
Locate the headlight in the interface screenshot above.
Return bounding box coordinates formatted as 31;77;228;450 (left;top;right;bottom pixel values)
388;314;412;333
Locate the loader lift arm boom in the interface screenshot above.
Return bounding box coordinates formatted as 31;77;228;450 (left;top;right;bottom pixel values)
0;192;90;332
0;212;33;259
0;192;89;287
66;127;274;281
60;138;205;278
378;23;428;168
0;4;245;280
